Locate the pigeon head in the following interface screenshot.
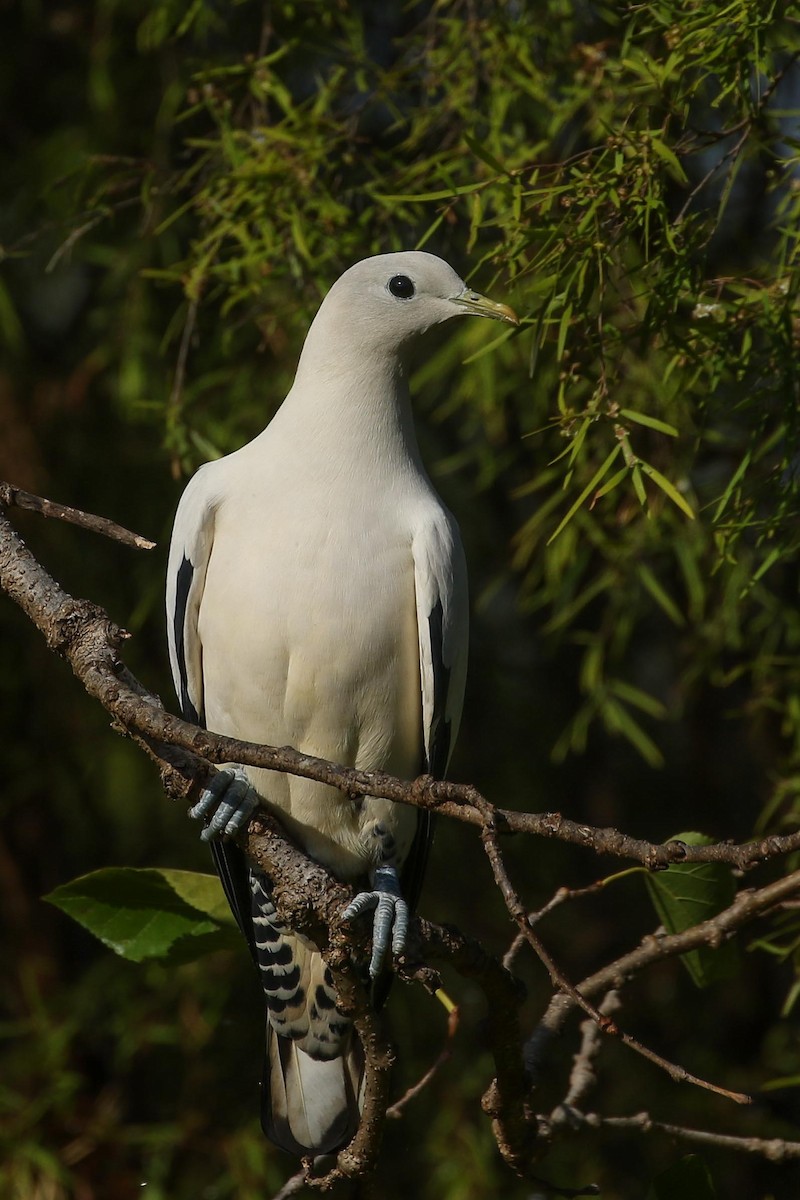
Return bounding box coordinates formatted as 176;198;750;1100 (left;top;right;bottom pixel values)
304;252;518;363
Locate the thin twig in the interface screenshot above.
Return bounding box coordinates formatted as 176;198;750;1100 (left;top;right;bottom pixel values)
269;1171;308;1200
674;48;800;226
477;803;750;1104
616;1034;750;1105
386;1000;459;1119
46;212;109;272
558;1109;800;1163
478;802;617;1031
536;870;800;1041
0;483;155;550
503;872;638;971
561;992;621;1113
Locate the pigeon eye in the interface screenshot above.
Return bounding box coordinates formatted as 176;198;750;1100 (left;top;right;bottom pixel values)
388;274;415;299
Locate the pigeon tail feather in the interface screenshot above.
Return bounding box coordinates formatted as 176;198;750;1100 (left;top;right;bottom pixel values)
263;1022;365;1155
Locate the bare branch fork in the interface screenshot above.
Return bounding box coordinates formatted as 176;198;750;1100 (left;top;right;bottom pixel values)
4;485;800;1192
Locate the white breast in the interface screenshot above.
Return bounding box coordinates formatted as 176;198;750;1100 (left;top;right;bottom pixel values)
197;455;423;878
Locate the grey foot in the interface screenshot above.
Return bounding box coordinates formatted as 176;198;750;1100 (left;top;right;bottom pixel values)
189;767;259;842
342;864;409;978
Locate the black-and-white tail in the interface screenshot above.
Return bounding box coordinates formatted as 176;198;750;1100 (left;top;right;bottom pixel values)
250;872;365;1154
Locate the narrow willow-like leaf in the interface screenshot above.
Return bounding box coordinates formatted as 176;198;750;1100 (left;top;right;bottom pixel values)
555;301;573;361
631;463;648;507
639;460;696;518
464;132;508;175
547;445;622;544
637;563;686;626
373;181;487;202
592;464;628;500
762;1067;800;1090
608;677;667;718
650;137;689;184
461;324;518;364
619;407;679;436
602;697;664;767
712;448;752;522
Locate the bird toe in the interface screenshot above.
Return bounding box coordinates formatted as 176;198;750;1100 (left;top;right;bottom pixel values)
190;766;258;841
341;864;408;977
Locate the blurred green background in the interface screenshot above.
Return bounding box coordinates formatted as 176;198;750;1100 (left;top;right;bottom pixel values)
3;1;800;1196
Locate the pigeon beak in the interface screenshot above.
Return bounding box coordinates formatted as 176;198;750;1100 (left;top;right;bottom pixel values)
451;288;519;326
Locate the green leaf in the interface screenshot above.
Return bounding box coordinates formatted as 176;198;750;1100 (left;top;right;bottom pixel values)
592;464;628;500
712;448;752;522
643;833;739;988
637;563;686;626
638;460;696;518
463;132;507;175
631;462;648;508
762;1070;800;1091
602;696;664;767
45;868;238;963
373;181;486;202
619;407;679;437
608;677;668;719
646;1155;717;1200
461;324;518;364
556;301;573;361
156;868;236;925
649;138;689;185
547;445;622;543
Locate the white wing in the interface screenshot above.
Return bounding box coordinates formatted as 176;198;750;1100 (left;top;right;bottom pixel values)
412;508;469;780
165;464;218;727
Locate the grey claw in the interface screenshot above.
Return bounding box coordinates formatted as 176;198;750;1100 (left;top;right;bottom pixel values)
189;767;258;842
342;864;408;978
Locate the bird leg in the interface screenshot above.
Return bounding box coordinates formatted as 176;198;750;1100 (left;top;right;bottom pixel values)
342;863;409;979
189;766;259;841
193;775;408;977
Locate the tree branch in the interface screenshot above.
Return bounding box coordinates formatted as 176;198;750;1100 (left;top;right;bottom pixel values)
4;499;799;874
547;1108;800;1164
0;482;155;549
6;492;800;1186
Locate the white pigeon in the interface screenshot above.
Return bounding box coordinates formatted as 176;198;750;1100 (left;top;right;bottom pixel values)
166;251;518;1156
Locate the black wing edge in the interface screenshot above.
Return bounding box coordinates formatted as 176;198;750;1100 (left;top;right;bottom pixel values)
401;596;452;909
173;554;202;727
173;554;258;963
375;599;451;1008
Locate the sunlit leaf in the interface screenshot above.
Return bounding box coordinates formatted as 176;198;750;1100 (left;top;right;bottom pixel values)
620;407;679;437
547;445;623;543
650;137;689;184
45;868;237;963
638;461;696;518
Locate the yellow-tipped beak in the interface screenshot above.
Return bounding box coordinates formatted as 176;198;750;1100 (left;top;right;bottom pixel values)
451;289;519;326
